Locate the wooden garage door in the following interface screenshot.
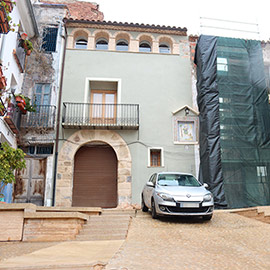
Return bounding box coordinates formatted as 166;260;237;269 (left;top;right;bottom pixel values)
72;144;117;208
14;158;46;206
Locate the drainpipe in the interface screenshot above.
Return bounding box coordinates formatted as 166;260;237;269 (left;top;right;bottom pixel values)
25;0;39;37
52;22;67;206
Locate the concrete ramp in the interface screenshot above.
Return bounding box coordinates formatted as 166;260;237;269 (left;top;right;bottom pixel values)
0;240;124;270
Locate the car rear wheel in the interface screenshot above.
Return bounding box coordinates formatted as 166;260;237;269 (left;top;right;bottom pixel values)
202;214;213;221
141;195;148;212
151;199;158;219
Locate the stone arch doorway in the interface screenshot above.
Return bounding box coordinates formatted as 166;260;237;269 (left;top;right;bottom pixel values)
55;130;132;208
72;142;118;208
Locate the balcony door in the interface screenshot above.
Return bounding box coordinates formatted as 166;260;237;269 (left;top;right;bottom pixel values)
90;90;117;124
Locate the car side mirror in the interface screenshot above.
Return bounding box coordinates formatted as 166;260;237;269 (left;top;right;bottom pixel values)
146;181;154;187
203;183;209;189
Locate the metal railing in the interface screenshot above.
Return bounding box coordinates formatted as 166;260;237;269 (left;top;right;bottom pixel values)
20;105;56;129
62;102;139;129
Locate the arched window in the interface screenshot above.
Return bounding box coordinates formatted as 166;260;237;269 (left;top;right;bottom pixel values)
96;38;108;50
139;41;151;53
116;39;128;51
75;38;88;49
159;43;171;54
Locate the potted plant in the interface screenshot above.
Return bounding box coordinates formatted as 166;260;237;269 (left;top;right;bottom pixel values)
0;142;26;200
15;94;36;114
23;40;33;56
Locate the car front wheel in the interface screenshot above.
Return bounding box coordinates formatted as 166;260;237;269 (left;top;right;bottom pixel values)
141;195;148;212
151;199;158;219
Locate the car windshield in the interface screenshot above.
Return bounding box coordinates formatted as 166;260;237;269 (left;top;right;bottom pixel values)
157;174;201;187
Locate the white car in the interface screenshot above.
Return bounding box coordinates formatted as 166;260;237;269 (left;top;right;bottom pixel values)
141;172;214;220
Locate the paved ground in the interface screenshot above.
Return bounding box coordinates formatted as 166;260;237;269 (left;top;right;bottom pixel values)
105;211;270;270
0;211;270;270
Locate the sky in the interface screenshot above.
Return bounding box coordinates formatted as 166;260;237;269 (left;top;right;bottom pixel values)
93;0;270;41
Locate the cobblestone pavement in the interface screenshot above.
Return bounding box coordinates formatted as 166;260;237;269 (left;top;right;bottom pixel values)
0;242;60;261
105;211;270;270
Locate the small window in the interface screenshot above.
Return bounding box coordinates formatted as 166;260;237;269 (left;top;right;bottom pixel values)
116;39;128;51
96;38;108;50
217;57;228;72
35;83;51;105
148;148;163;167
75;39;87;49
36;145;53;155
23;145;53;155
159;44;170;54
139;41;151;53
42;27;58;52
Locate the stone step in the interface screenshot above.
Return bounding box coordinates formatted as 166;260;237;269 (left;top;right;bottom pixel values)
84;221;129;227
79;228;128;235
89;214;131;219
76;233;127;241
82;223;129;230
76;212;131;241
0;263;105;270
102;209;136;217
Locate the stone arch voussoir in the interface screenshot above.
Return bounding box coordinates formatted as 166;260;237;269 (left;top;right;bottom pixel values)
55;130;132;208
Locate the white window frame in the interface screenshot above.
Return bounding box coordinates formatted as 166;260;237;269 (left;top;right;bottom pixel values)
148;147;164;167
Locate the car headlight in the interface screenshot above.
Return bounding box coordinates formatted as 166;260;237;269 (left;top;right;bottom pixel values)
203;193;213;202
157;193;174;202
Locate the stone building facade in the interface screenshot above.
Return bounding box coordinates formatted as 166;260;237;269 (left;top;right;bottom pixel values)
55;19;199;208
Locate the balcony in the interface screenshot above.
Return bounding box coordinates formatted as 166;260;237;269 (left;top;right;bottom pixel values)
13;34;26;73
4;103;21;134
20;105;56;129
62;102;139;130
0;5;9;34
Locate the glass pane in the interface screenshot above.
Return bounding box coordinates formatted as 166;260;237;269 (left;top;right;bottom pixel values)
139;42;151;53
105;94;115;118
159;45;170;54
105;94;115;104
75;39;87;49
92;93;102;117
36;84;42;94
43;94;50;105
93;93;103;103
35;95;42;106
44;84;51;94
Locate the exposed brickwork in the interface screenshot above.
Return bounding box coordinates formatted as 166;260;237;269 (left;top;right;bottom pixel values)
40;0;104;21
189;35;199;64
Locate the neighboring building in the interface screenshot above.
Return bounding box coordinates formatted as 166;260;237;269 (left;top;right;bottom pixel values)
0;0;39;202
55;19;199;208
13;0;104;206
195;35;270;209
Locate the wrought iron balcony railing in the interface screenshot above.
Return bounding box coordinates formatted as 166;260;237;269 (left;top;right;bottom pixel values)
20;105;56;129
62;102;139;129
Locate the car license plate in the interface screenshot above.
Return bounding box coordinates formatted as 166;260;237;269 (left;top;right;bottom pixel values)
181;202;199;208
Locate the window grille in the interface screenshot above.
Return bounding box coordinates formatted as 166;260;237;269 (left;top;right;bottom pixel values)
42;27;58;52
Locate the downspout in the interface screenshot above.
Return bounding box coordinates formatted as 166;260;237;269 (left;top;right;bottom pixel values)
25;0;39;37
52;22;67;206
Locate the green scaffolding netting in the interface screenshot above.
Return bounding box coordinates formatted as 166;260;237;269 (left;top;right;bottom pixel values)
217;37;270;208
195;35;270;208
